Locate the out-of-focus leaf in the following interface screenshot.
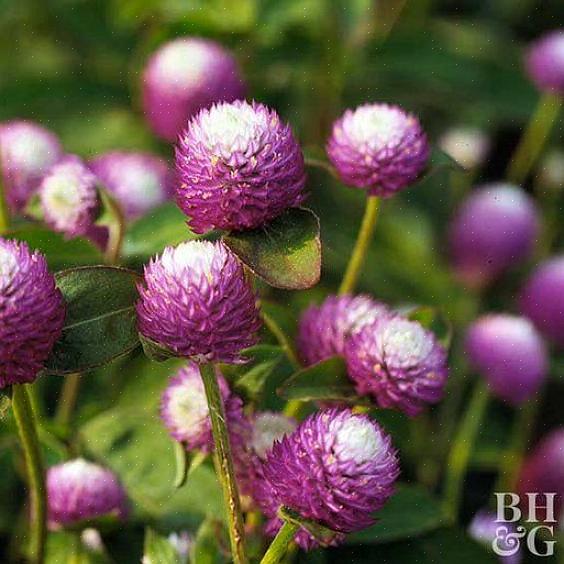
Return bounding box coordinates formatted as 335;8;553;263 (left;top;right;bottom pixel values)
46;267;141;374
224;208;321;290
174;446;207;490
347;484;444;544
190;518;226;564
143;528;179;564
405;305;453;349
45;531;111;564
277;356;358;402
7;226;102;270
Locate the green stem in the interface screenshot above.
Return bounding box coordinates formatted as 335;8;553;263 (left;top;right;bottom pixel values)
262;312;300;371
339;196;380;295
303;157;339;180
55;373;81;427
0;166;9;234
199;363;247;564
12;385;47;564
442;380;489;522
260;521;299;564
507;93;562;185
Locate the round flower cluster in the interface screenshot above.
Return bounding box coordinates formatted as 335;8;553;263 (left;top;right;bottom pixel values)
90;151;173;221
327;103;430;197
143;37;246;142
525;30;564;95
0;120;62;213
47;458;128;528
0;238;65;388
137;240;261;363
438;126;490;170
468;510;522;564
175;100;307;233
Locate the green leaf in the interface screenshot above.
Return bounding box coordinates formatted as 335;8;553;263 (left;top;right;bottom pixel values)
233;347;283;400
428;147;466;174
174;446;207;489
7;225;102;270
143;528;180;564
190;518;226;564
277;356;358;402
404;305;453;349
123;203;197;262
223;208;321;290
278;506;340;547
140;334;178;362
45;531;111;564
46;266;141;374
347;484;445;544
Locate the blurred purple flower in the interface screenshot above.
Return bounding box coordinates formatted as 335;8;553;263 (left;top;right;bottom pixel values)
468;510;522;564
525;30;564;95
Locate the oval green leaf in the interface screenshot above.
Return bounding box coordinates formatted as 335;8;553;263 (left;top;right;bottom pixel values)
223;208;321;290
46;266;141;374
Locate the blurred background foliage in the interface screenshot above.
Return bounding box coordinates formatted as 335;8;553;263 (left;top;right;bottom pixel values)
1;0;564;562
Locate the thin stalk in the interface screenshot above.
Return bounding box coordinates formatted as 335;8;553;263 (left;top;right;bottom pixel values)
339;196;380;295
260;521;299;564
0;178;9;234
303;157;339;180
442;380;489;522
12;384;47;564
55;373;81;427
507;93;562;185
199;363;247;564
262;312;300;371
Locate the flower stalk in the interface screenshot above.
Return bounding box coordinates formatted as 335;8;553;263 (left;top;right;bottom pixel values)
0;176;9;234
259;520;299;564
199;363;248;564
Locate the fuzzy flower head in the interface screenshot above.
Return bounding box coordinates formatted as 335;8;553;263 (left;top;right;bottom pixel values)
90;152;173;221
465;314;547;405
468;510;522;564
47;458;128;528
525;30;564;95
175;100;307;234
258;409;399;550
0;120;62;213
251;412;297;460
448;183;539;288
438;126;490;170
137;240;261;363
326;103;430;197
0;239;65;388
345;314;448;416
297;295;389;366
520;256;564;348
39;155;100;239
143;37;246;142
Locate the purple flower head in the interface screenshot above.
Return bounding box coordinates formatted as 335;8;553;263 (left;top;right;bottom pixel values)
39;155;100;239
137;240;261;363
0;238;65;388
0;120;62;213
518;428;564;524
297;294;390;366
175;100;307;234
326;103;430;197
345;314;448;416
468;510;522;564
465;314;547;405
47;458;128;528
448;183;539;287
142;37;246;142
257;409;399;550
525;30;564;95
438;126;490;170
520;256;564;348
89;151;173;221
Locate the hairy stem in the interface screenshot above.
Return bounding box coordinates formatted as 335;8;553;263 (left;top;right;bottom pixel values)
12;385;47;564
199;363;247;564
339;196;380;295
260;520;299;564
55;373;81;427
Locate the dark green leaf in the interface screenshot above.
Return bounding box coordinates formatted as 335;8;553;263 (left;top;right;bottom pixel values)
140;334;178;362
277;356;358;402
143;528;180;564
347;484;445;544
223;208;321;290
279;506;340;547
46;266;141;374
405;305;453;349
234;348;283;400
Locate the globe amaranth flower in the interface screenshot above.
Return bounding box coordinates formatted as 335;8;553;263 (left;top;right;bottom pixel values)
257;409;399;550
465;314;547;406
517;428;564;525
89;151;173;221
39;155;100;239
143;37;246;142
175;100;307;234
520;256;564;348
468;510;522;564
297;294;389;366
525;30;564;95
326;103;430;197
0;238;65;388
47;458;128;528
448;183;539;287
137;240;261;363
0;120;62;213
438;126;490;170
345;314;448;417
